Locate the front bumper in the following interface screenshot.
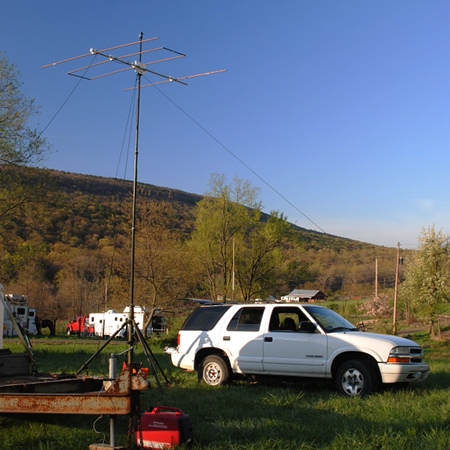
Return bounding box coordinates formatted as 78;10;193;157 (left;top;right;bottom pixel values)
379;362;430;384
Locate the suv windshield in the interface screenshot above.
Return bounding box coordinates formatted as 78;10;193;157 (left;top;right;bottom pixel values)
182;305;232;331
303;305;358;333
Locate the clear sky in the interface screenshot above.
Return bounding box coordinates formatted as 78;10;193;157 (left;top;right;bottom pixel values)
2;1;450;249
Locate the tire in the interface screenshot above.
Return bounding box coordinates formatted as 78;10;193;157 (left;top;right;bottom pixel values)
199;355;230;386
335;359;379;397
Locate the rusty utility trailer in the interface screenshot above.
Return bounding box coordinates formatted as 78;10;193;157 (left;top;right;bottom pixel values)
0;284;155;449
0;364;149;415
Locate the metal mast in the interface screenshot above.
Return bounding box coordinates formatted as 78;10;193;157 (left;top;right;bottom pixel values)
128;32;144;363
43;33;225;360
41;32;225;450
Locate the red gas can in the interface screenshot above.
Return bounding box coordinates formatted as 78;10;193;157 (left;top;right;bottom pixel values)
138;406;193;449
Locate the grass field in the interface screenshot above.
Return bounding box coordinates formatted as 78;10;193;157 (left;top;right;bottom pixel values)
0;331;449;450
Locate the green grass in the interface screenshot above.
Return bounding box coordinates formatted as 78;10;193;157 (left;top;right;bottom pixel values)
0;334;449;450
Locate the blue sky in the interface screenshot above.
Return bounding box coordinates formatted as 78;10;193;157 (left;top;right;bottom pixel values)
2;1;450;249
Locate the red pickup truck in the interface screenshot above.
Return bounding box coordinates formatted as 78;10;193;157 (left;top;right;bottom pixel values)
66;316;94;336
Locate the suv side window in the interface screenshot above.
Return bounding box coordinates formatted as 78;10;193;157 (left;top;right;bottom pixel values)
227;307;264;332
182;306;231;331
269;307;310;332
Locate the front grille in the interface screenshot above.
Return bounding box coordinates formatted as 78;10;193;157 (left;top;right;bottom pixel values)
409;347;424;362
410;348;423;355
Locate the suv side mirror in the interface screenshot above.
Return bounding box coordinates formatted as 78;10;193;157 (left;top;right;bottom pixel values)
299;321;316;333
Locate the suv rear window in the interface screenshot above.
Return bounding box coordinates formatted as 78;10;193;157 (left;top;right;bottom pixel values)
227;307;264;332
181;305;232;331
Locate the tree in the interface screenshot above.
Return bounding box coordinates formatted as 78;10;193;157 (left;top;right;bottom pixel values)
189;174;291;302
132;201;189;309
55;248;107;319
235;211;291;301
0;52;49;166
399;226;450;337
0;53;52;239
108;199;191;334
358;294;393;319
188;174;262;301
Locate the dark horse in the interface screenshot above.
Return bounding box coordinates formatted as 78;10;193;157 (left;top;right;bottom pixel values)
35;316;55;336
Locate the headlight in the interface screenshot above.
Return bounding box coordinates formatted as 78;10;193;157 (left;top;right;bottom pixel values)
388;346;424;364
390;347;411;355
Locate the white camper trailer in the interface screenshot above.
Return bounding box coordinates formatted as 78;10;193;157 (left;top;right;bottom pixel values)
88;306;151;338
3;294;37;337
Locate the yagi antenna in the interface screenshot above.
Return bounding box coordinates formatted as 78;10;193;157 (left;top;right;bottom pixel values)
42;32;225;371
42;34;226;86
41;35;160;69
66;47;182;78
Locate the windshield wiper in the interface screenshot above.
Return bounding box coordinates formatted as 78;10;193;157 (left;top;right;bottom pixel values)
327;326;359;333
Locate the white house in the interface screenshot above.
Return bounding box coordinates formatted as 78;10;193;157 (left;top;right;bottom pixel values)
280;289;326;303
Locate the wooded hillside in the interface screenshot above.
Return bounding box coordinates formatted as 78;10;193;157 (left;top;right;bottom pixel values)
0;166;407;320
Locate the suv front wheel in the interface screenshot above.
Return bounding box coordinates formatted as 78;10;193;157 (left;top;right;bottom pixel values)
335;359;379;397
199;355;230;386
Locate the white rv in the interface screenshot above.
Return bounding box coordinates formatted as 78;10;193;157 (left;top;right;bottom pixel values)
3;294;38;337
88;306;151;338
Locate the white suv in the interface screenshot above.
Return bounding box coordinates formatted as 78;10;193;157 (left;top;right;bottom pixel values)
167;303;429;396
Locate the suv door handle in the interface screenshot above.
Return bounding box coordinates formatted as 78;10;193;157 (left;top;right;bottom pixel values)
264;337;273;342
223;336;230;341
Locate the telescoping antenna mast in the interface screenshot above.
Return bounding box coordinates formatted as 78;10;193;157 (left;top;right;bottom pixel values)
43;33;225;366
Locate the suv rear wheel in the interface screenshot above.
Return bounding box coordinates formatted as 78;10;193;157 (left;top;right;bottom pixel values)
199;355;230;386
336;359;379;397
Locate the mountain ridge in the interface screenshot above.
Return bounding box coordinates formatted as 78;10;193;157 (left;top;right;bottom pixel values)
46;168;381;251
